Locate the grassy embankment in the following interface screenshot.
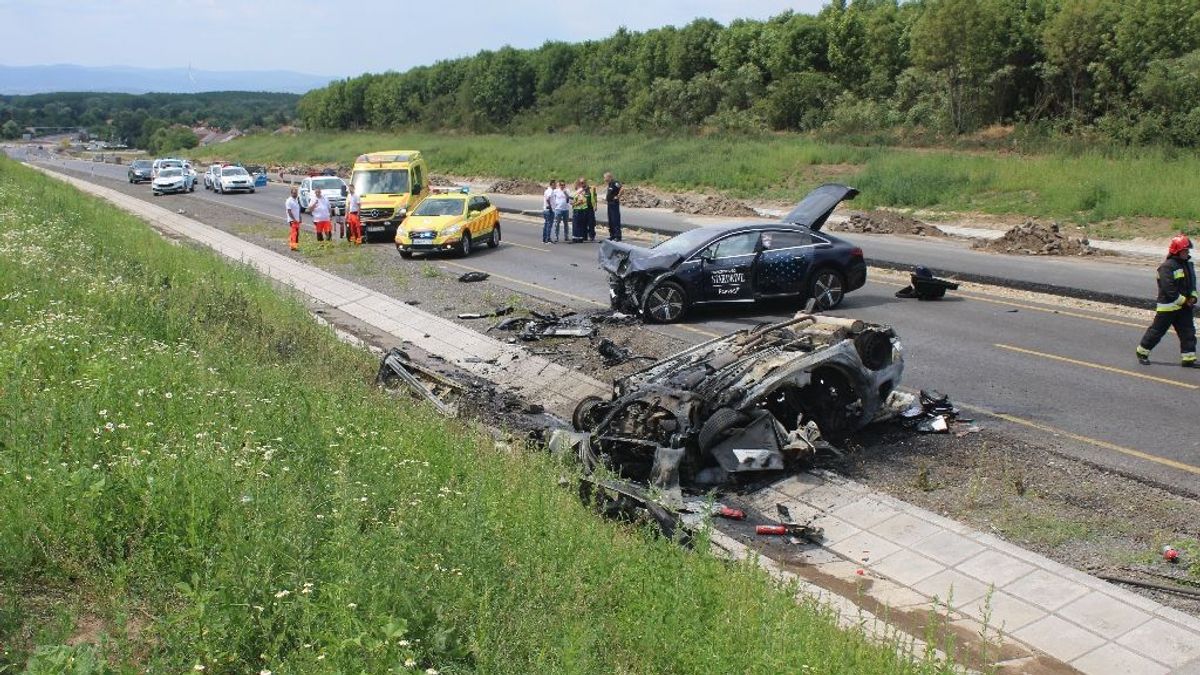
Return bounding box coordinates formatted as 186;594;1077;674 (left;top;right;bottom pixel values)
200;131;1200;239
0;157;957;672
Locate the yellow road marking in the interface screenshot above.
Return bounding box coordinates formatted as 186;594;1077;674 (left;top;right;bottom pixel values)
995;343;1198;390
955;402;1200;477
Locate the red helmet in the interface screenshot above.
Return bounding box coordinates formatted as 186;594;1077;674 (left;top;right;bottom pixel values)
1169;234;1193;256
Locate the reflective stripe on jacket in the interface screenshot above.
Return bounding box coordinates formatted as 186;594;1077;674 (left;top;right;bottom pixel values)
1156;257;1197;312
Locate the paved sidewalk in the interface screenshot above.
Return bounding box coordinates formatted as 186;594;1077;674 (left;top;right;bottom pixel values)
43;165;1200;673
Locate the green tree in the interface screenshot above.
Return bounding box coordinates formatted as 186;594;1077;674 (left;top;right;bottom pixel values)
910;0;1009;132
1041;0;1115;120
1;119;21;139
761;71;841;130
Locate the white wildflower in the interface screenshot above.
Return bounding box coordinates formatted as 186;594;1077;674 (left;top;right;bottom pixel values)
274;590;290;599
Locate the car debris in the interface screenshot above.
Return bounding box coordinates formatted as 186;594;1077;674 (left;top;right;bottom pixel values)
488;310;597;341
895;389;979;435
376;347;457;417
754;503;824;542
894;266;959;300
596;338;654;367
457;271;490;283
457;306;514;320
565;311;903;491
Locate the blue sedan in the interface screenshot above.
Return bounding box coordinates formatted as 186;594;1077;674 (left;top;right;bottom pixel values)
599;184;866;323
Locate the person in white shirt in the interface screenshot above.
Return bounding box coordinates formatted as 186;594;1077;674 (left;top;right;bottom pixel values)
285;186;302;250
542;179;556;243
549;179;570;243
346;184;363;245
309;187;333;242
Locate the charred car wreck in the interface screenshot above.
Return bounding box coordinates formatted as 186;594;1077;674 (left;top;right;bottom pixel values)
599;184;866;323
563;311;903;491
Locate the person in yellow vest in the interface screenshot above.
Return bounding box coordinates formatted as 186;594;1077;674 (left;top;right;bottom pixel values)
570;177;589;243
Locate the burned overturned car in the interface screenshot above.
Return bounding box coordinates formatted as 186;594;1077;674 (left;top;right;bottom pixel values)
566;311;903;490
599;184;866;323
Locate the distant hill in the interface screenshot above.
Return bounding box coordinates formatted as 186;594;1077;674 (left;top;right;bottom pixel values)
0;64;334;95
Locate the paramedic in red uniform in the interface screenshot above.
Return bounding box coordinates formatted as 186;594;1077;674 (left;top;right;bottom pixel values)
285;186;301;250
309;187;333;242
346;184;362;245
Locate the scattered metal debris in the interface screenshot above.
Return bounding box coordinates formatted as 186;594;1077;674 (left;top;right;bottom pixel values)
376;347;458;417
489;310;597;341
754;503;824;542
597;338;655;367
457;271;490;283
458;306;514;320
894;266;959;300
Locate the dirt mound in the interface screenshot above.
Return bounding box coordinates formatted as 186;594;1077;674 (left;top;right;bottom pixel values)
429;174;460;187
835;211;946;237
488;179;546;195
618;186;757;217
619;186;672;209
975;220;1105;256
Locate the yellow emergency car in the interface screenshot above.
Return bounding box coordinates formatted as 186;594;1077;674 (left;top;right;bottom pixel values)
351;150;430;241
395;190;501;258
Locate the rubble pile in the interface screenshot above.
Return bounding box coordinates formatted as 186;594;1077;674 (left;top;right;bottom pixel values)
834;211;946;237
618;186;758;217
976;220;1103;256
617;186;671;209
488;179;545;195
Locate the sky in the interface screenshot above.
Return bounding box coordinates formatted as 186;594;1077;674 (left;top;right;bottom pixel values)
0;0;828;77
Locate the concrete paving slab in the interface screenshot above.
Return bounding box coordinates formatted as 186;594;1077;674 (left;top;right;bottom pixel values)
828;497;898;531
913;569;992;609
1013;614;1106;664
873;511;949;547
908;529;986;568
863;580;936;611
1118;617;1200;669
771;473;825;500
826;529;903;566
1059;592;1152;640
1070;643;1170;675
958;590;1045;634
956;550;1037;589
870;549;946;588
1003;568;1090;612
808;514;861;546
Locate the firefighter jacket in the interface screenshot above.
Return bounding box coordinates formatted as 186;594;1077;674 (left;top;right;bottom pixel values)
1156;256;1198;312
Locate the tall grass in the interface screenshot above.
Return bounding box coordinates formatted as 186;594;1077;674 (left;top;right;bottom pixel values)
203;131;1200;228
0;156;952;672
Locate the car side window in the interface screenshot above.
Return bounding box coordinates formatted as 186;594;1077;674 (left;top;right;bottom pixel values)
468;197;486;213
477;196;491;209
413;165;424;194
704;232;760;259
761;230;813;251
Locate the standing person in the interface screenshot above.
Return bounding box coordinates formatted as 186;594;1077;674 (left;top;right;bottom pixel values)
1137;234;1197;366
285;186;302;251
346;183;362;245
604;172;623;241
550;179;570;243
571;178;589;243
336;185;349;240
542;179;556;244
309;187;333;242
583;178;598;242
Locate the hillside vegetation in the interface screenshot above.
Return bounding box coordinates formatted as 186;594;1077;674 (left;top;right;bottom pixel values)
0;157;955;672
297;0;1200;148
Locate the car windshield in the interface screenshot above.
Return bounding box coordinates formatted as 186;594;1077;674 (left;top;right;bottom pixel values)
311;177;344;191
412;199;465;217
158;168;182;177
652;228;721;255
132;160;151;168
222;167;248;176
352;169;409;195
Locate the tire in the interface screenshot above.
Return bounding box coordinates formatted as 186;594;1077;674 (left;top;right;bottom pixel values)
399;250;413;259
488;224;501;248
459;232;472;257
808;267;846;311
573;395;606;431
698;407;750;451
642;280;687;323
250;188;255;194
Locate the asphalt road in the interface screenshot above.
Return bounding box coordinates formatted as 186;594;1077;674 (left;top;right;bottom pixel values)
14;149;1200;495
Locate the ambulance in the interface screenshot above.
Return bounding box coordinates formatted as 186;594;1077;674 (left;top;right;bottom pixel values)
350;150;430;241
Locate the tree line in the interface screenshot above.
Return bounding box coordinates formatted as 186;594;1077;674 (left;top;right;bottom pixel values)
296;0;1200;147
0;91;299;146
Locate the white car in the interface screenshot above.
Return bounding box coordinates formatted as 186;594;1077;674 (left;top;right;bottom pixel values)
204;164;223;190
215;165;255;194
299;175;348;215
151;167;194;195
151;157;183;179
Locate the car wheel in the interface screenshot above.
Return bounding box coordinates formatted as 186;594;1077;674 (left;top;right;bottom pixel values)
643;280;687;323
573;395;606;431
399;250;413;259
459;233;472;257
808;268;846;311
488;224;501;248
250;188;255;194
698;407;750;451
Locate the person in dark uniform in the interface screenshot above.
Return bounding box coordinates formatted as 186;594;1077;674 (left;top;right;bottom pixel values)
584;178;598;241
1137;234;1197;367
604;171;622;241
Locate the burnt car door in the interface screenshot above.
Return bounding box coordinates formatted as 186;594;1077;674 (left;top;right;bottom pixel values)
697;232;760;302
756;229;816;296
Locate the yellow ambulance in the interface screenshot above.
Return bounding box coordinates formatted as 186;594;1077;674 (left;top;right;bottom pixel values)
350;150;430;241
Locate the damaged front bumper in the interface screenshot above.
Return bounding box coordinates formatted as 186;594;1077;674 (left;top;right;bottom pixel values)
569;312;903;490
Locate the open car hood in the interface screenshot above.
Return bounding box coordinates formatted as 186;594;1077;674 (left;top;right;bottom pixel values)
598;240;684;278
781;183;859;231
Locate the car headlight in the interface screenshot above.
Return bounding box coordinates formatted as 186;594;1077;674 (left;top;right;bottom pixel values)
397;208;407;218
439;224;461;237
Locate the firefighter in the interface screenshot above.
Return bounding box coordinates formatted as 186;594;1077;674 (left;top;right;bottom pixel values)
285;186;301;251
346;183;362;245
1137;234;1197;367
